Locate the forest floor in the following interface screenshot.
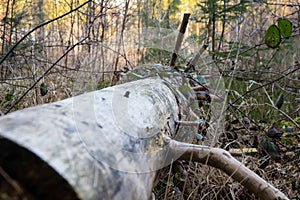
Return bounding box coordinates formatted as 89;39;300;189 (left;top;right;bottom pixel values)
154;116;300;199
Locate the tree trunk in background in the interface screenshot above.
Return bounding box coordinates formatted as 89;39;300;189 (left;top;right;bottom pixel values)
0;0;10;79
298;7;300;35
36;0;44;41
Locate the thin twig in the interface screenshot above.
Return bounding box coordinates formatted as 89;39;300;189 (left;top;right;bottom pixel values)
185;44;208;72
0;0;91;65
230;66;300;106
4;37;88;114
265;103;300;129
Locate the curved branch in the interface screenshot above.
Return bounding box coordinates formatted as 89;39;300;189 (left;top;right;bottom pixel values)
169;139;289;200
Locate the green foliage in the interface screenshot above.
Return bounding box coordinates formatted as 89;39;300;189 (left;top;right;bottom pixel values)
279;120;293;127
264;19;293;49
277;18;292;38
265;25;281;49
175;172;185;182
294;116;300;123
280;135;298;146
178;85;193;94
96;80;110;90
2;10;28;28
5;94;13;101
124;72;144;80
196;0;251;23
40;83;48;96
168;0;181;15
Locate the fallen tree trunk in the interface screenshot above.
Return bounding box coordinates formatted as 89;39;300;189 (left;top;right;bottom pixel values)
0;74;289;199
0;76;196;199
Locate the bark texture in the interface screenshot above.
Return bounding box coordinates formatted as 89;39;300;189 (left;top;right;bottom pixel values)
0;70;289;199
0;76;196;200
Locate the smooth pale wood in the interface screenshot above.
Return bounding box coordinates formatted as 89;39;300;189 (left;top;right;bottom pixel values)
167;139;289;200
0;74;289;199
0;77;196;200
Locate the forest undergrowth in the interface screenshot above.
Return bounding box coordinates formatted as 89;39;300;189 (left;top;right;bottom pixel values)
0;0;299;199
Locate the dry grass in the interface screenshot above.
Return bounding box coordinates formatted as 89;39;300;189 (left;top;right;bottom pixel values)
1;1;299;199
153;137;299;199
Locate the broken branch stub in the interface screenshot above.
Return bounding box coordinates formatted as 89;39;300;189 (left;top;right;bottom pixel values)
169;13;190;67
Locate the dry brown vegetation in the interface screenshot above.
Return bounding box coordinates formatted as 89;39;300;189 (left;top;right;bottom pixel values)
0;0;299;199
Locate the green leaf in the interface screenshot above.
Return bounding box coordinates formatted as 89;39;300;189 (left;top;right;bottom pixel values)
40;83;48;96
265;24;281;49
125;72;144;79
294;116;300;123
175;172;185;182
179;85;193;93
5;94;12;101
260;138;280;160
275;93;284;109
277;18;292;38
179;85;194;100
267;142;280;159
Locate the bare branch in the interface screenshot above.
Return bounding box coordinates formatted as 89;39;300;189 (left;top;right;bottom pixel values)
0;0;91;65
186;44;208;71
4;37;88;114
169;139;289;200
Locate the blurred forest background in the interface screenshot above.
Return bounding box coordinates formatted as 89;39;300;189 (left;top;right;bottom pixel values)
0;0;299;199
